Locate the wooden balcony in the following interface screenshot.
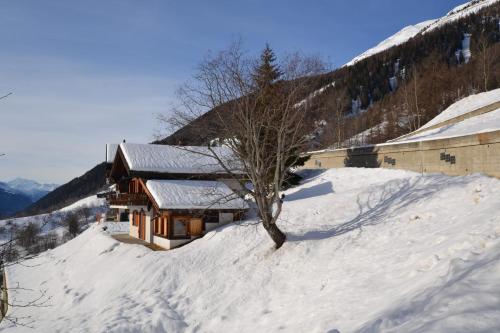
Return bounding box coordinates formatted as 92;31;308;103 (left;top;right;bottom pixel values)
108;193;148;206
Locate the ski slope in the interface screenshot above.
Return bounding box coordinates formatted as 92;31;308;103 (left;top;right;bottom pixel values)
3;168;500;333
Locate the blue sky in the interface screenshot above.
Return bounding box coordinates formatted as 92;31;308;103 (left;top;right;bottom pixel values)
0;0;467;184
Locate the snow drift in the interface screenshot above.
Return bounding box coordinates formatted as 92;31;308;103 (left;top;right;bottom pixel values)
2;168;500;333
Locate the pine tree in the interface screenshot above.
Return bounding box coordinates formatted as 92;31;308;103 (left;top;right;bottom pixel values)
253;44;281;90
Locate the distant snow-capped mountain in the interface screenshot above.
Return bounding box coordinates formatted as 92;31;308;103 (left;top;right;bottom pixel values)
0;178;59;217
345;0;498;66
6;178;59;202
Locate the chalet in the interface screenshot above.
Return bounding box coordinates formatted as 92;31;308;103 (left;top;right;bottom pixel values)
106;143;248;249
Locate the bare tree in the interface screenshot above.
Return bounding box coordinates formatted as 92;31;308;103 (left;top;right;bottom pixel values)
325;87;348;147
476;31;495;92
0;219;52;327
161;42;326;248
399;64;423;132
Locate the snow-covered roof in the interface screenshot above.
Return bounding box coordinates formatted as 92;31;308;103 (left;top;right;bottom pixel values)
106;144;119;163
146;179;248;210
119;143;244;175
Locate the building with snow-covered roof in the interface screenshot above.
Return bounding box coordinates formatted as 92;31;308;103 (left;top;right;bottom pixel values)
105;143;248;249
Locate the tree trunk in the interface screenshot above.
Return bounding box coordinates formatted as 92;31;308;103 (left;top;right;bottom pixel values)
263;221;286;249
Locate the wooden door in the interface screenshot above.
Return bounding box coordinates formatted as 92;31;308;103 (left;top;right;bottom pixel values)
189;218;203;236
139;212;146;240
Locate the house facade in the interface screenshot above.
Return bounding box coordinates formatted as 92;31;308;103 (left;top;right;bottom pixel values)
106;143;248;249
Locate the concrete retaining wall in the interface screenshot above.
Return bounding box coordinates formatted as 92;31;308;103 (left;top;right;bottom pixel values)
304;130;500;178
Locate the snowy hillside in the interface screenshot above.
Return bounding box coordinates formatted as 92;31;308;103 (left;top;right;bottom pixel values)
0;194;106;244
345;0;498;66
345;20;435;67
3;168;500;332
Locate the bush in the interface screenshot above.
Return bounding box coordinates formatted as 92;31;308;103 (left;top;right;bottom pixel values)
65;213;80;238
16;222;41;249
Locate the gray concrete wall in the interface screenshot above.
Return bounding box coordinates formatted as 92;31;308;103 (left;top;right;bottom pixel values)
304;130;500;178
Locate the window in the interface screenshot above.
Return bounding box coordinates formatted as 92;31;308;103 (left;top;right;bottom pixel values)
154;216;169;237
204;211;219;223
161;217;166;236
172;217;189;237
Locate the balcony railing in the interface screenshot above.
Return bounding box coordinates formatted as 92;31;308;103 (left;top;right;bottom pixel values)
108;193;148;206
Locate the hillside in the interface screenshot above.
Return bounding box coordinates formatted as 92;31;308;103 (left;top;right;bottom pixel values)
345;0;497;66
0;194;107;246
0;186;32;218
3;168;500;332
17;162;107;217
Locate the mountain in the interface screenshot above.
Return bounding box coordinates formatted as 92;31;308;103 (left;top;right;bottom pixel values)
6;178;59;202
159;0;500;148
17;162;108;217
345;0;497;66
0;184;33;219
0;178;59;218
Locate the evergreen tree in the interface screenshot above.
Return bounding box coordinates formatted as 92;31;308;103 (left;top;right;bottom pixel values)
253;44;281;90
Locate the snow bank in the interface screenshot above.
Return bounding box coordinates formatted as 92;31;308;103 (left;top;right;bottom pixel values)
3;168;500;332
146;179;248;210
59;195;106;212
396;107;500;143
392;89;500;143
419;88;500;130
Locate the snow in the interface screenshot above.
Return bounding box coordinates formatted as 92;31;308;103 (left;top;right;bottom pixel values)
0;195;107;243
0;178;58;201
59;195;106;212
3;168;500;332
106;143;119;163
295;81;335;108
120;143;244;174
345;20;435;67
419;88;500;130
146;179;248;210
390;89;500;143
395;107;500;143
345;0;499;67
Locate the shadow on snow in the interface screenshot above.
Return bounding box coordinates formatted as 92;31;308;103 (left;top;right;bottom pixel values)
287;174;475;242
